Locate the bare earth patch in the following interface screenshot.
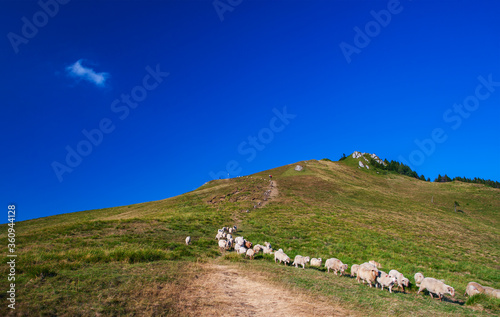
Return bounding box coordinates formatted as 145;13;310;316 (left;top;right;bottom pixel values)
180;263;352;317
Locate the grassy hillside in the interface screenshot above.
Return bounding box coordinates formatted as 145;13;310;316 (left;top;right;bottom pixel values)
1;158;499;316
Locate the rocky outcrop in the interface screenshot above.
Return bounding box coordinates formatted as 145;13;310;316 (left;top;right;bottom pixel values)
352;151;386;167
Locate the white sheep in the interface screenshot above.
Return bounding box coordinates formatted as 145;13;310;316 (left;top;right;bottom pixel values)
400;276;410;292
292;255;310;269
274;250;290;265
464;282;484;297
234;236;245;245
274;250;284;263
325;258;348;276
350;264;360;277
215;232;224;240
264;241;272;248
246;249;256;259
253;244;264;252
369;260;382;268
226;234;232;240
237;246;247;255
228;228;234;234
417;277;455;301
414;272;424;287
218;239;227;253
357;265;379;287
388;269;410;293
376;271;397;293
483;286;500;299
360;262;377;269
185;236;191;245
262;246;273;254
310;258;322;267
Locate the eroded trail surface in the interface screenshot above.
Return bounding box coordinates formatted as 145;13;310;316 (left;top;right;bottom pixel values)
259;180;279;208
181;264;352;317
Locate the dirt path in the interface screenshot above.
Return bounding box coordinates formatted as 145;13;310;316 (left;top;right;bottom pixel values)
259;180;279;208
180;264;351;317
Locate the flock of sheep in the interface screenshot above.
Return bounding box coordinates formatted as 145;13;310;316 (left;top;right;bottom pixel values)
185;226;500;303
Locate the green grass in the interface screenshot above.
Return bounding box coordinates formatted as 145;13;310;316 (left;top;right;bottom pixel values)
1;158;499;316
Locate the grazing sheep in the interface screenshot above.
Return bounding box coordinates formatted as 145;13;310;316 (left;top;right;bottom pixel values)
264;241;272;248
464;282;484;297
228;228;234;234
185;236;191;245
236;246;247;255
376;271;397;293
235;236;245;245
325;258;348;276
226;234;232;240
218;239;227;253
350;264;360;277
292;255;310;269
263;246;273;254
215;232;224;240
417;277;455;301
414;273;425;287
360;262;377;269
245;241;253;249
310;258;322;268
246;249;256;259
369;260;382;268
253;244;264;252
281;254;291;265
483;286;500;299
222;227;228;232
400;277;410;292
274;250;283;263
389;269;410;293
274;250;291;265
233;225;237;232
356;265;379;287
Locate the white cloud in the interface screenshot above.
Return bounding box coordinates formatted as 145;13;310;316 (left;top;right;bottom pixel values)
66;59;109;87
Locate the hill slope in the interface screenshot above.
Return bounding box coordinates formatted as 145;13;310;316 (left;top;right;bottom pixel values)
2;156;499;316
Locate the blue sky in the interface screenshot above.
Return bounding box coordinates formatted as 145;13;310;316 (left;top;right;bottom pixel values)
2;0;499;222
